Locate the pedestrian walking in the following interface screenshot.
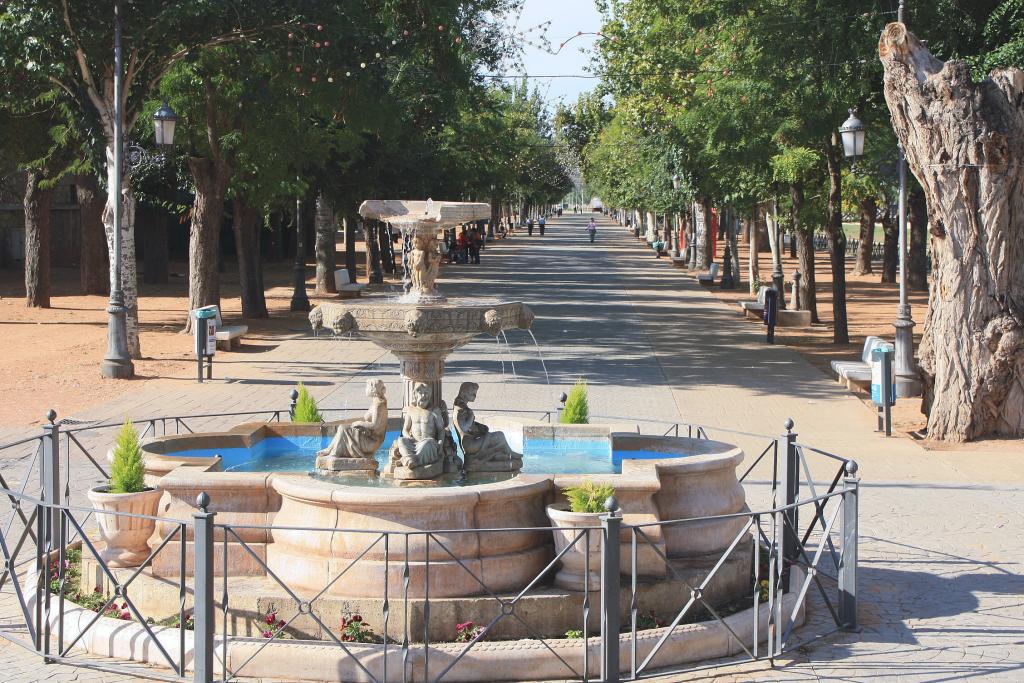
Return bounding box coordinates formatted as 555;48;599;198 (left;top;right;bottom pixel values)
527;218;534;236
587;218;597;243
469;228;483;263
538;216;546;236
456;229;469;263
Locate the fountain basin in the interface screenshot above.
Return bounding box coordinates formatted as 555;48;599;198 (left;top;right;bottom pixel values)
141;419;747;598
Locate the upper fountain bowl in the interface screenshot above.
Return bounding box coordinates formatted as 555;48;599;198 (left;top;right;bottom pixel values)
308;198;533;354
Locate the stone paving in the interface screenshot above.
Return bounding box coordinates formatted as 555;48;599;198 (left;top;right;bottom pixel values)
0;213;1022;681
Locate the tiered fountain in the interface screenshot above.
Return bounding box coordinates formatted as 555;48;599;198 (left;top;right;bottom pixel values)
309;200;532;479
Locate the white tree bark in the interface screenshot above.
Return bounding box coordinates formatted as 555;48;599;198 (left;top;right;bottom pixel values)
101;145;141;358
881;22;1024;440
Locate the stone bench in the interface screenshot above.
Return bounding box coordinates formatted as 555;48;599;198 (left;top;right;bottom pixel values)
696;262;720;285
334;269;365;299
739;287;769;319
212;306;248;351
831;335;885;387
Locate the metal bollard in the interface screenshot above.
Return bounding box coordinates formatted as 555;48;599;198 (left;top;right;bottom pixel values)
839;461;860;630
763;288;778;344
601;496;622;683
289;388;299;421
778;419;799;592
193;493;216;683
40;410;61;552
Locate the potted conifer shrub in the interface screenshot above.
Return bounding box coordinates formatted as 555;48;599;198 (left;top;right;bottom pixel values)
560;379;589;424
545;481;615;590
87;419;163;567
292;383;323;422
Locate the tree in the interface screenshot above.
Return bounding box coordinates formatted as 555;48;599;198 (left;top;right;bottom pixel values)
880;22;1024;440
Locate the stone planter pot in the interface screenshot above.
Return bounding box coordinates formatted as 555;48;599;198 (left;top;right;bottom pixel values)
86;487;162;568
545;504;603;591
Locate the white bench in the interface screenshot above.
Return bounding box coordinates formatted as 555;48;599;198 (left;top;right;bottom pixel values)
212;306;248;351
696;262;720;285
334;269;365;299
739;286;770;318
831;335;885;385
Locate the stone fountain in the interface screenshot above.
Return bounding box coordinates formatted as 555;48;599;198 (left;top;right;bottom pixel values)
309;200;534;479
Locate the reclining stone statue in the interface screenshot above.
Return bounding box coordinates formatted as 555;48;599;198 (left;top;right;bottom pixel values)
315;379;387;474
453;382;523;473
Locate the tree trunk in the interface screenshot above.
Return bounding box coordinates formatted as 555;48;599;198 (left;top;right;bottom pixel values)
728;212;740;287
693;200;709;269
184;156;231;332
232;196;268;318
314;193;337;294
854;196;877;275
141;204;169;285
23;170;53;308
792;182;818;322
881;22;1024;440
765;200;785;308
102;145;142;358
826;134;850;344
77;173;108;295
907;184;928;291
378;222;395;274
880;201;897;283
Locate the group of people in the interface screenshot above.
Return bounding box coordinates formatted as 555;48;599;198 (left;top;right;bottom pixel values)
526;216;546;236
444;226;484;264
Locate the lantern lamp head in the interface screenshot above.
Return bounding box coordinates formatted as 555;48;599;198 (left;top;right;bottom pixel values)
839;108;865;160
153;102;178;147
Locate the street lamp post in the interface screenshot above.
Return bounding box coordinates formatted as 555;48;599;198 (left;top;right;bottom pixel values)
839;102;920;397
290;194;311;312
671;174;682;257
101;2;178;379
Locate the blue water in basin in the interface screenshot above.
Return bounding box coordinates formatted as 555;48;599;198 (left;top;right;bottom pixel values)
165;430;681;478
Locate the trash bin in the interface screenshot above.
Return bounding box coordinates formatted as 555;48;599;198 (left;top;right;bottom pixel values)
871;343;895;435
193;306;218;382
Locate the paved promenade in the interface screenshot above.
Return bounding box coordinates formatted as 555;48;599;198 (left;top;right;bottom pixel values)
0;213;1021;681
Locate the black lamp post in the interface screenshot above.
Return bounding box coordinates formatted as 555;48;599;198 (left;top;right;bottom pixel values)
290;194;311;312
839;99;918;396
101;2;178;379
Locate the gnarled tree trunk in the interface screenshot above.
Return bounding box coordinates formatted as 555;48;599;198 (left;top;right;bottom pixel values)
881;22;1024;440
24;170;53;308
314;193;337;294
854;196;876;276
77;173;108;295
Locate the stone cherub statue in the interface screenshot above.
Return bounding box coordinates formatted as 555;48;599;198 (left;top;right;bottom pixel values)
385;383;460;478
453;382;523;473
408;234;441;298
315;379;388;474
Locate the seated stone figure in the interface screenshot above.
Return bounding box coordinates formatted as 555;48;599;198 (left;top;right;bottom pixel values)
316;379;388;474
453;382;523;472
385;383;448;479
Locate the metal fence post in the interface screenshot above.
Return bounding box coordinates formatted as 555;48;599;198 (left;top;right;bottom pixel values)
778;419;799;592
193;492;215;683
601;496;621;683
839;461;860;630
40;410;61;552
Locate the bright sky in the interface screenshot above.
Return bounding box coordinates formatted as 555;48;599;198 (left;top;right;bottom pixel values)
509;0;604;107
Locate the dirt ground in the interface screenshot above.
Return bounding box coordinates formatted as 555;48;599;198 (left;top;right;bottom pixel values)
659;232;948;443
0;251;397;429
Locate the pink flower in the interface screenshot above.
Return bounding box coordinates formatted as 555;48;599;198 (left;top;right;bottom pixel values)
265;613;276;625
262;630;272;638
120;611;130;620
